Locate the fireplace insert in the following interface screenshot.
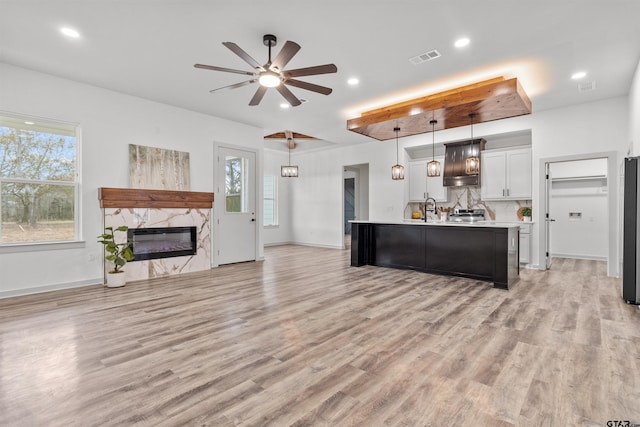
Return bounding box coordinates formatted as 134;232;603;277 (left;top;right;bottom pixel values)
127;226;197;261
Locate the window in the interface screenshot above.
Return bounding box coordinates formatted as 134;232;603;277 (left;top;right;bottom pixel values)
0;113;79;244
263;175;277;226
225;156;249;213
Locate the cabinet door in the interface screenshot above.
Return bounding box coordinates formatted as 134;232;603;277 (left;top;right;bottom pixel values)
409;160;427;201
519;232;530;263
506;148;532;199
425;156;447;202
481;151;507;200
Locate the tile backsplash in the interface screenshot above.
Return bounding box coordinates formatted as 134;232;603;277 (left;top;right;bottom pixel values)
409;186;531;222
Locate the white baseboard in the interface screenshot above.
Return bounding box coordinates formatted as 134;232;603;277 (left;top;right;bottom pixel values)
290;242;344;250
265;241;344;250
551;253;607;261
0;278;103;299
264;241;294;247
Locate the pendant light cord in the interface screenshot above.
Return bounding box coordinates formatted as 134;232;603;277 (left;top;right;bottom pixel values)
431;116;437;159
394;125;400;164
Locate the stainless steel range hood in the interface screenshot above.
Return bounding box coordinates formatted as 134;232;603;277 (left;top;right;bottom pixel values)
443;139;486;186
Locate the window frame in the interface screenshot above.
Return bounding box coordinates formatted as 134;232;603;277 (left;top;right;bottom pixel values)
0;111;82;249
263;174;278;227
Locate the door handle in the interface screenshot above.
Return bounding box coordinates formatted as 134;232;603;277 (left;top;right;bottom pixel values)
546;218;556;222
251;218;255;222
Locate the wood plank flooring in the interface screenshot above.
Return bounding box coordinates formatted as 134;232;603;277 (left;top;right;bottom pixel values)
0;246;639;426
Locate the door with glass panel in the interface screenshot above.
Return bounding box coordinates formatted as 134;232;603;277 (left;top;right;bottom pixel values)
218;147;256;264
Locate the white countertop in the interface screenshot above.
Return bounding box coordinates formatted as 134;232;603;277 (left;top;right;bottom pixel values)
350;220;527;228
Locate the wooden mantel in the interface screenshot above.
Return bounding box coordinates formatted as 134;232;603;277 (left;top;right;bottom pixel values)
346;77;532;141
99;187;214;209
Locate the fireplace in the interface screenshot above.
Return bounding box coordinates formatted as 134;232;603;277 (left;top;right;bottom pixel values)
128;226;197;261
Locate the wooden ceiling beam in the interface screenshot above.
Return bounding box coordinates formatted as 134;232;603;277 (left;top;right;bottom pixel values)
346;77;532;141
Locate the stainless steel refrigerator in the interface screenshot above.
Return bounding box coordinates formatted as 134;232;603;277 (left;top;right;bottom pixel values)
623;156;640;304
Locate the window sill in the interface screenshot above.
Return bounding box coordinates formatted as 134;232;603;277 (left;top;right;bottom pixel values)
264;225;279;229
0;240;86;254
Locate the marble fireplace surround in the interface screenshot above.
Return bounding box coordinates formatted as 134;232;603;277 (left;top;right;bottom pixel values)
98;187;214;283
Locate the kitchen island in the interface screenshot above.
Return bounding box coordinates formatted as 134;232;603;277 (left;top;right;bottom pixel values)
350;220;519;289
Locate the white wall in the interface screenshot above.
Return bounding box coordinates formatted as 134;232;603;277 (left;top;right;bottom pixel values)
263;149;292;245
630;58;640;156
0;63;263;297
292;96;629;273
291;141;406;248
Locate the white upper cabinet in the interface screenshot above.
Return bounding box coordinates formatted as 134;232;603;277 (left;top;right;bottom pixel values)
409;158;447;202
409;160;427;201
481;147;531;200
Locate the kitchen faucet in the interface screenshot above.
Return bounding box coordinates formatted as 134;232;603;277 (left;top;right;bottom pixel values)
424;197;437;222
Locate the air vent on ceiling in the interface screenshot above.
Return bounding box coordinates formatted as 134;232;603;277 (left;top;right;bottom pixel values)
409;49;441;65
578;81;596;93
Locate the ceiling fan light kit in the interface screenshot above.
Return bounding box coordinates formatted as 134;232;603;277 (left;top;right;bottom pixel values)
195;34;337;107
259;71;281;88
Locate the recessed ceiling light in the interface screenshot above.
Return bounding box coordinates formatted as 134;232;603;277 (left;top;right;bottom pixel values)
571;71;587;80
280;103;290;109
347;77;359;86
454;37;470;48
60;27;80;38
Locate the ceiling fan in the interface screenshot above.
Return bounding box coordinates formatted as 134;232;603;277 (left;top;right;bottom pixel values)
194;34;337;107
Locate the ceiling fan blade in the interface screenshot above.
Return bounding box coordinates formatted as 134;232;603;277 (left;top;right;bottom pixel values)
249;86;268;106
285;79;333;95
284;63;338;78
209;79;257;93
222;42;265;71
195;64;256;76
270;41;301;72
276;84;302;106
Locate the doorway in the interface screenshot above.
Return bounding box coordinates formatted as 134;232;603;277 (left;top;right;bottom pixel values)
343;164;369;249
217;146;257;264
539;152;618;276
344;178;355;234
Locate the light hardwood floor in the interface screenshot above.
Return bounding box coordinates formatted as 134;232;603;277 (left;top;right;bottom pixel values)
1;245;638;426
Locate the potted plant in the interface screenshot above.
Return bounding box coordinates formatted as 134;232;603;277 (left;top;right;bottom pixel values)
98;225;135;287
521;207;532;222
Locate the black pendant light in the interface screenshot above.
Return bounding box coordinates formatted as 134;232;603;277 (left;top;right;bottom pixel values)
281;138;299;177
427;117;441;177
465;113;480;175
391;126;404;180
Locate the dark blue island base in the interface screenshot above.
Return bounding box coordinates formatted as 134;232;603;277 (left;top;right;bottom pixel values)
351;222;520;289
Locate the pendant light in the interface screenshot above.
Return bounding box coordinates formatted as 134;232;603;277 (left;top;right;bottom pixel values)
427;117;441;177
465;113;480;175
281;138;299;177
391;126;404;180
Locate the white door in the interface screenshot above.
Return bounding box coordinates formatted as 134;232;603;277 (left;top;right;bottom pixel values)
218;147;256;264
